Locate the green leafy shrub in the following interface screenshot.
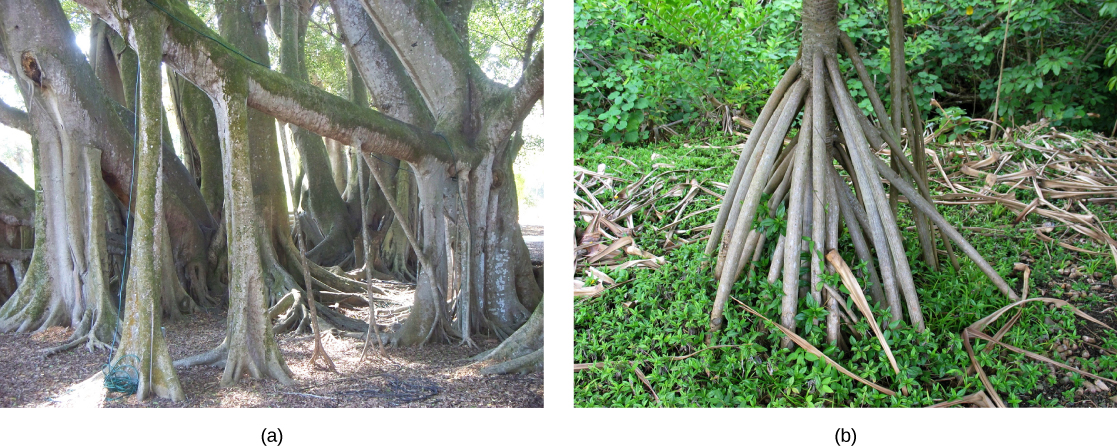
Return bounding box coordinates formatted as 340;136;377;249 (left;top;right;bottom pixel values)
575;0;1117;147
841;0;1116;131
574;0;797;146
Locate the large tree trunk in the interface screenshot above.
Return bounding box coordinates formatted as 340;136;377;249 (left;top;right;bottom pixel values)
216;0;303;307
330;0;544;346
467;137;542;336
0;0;123;352
384;132;541;345
90;13;218;318
212;82;295;386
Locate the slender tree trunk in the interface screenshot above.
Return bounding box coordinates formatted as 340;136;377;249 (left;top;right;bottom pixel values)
212;77;295;386
110;10;184;400
276;0;353;267
887;0;938;272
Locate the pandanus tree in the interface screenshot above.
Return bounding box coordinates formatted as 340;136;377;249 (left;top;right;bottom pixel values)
0;0;542;400
705;0;1018;346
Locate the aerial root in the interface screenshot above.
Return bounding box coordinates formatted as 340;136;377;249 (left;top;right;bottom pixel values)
470;299;543;373
479;347;542;375
173;340;228;369
705;47;1016;345
296;216;336;373
41;334;112;358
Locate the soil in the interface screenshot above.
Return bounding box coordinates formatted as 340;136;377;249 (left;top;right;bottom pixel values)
0;293;543;408
1004;267;1117;408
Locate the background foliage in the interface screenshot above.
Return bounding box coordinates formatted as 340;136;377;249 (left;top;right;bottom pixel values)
574;0;1117;146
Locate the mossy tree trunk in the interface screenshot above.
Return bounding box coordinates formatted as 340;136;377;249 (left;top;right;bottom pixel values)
109;8;184;400
211;78;295;386
169;0;298;385
90;12;219;317
0;0;125;352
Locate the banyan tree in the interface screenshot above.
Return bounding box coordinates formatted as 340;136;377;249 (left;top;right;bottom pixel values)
0;0;543;400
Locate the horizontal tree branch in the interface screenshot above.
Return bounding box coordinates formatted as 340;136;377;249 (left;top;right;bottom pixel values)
0;99;30;133
481;48;543;149
77;0;456;165
0;247;32;263
245;69;452;163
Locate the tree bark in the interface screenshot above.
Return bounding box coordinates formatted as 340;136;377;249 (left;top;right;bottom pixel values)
110;9;184;401
0;0;121;352
474;298;543;374
212;72;295;386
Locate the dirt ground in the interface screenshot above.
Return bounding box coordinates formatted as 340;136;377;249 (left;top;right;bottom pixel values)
0;305;543;408
1016;268;1117;408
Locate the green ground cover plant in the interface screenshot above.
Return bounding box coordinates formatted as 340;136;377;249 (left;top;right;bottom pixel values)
574;131;1117;407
